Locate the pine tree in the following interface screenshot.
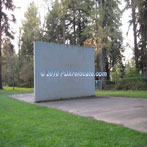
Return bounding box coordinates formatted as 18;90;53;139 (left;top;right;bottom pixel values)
20;2;41;58
44;0;64;43
0;0;15;89
125;0;147;77
20;2;41;87
85;0;123;85
137;0;147;77
44;0;93;45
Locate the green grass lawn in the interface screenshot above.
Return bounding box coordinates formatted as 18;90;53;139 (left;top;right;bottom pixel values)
96;90;147;98
4;86;147;98
3;86;34;91
0;88;147;146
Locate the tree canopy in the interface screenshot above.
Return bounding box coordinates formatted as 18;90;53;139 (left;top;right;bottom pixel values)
1;0;147;89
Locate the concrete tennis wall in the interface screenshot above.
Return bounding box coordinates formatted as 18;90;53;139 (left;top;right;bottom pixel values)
34;41;95;102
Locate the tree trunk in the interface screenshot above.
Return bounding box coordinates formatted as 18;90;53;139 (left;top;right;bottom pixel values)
73;15;76;44
99;47;107;89
98;0;107;89
131;0;139;69
141;26;147;78
0;1;2;89
62;17;66;44
138;2;147;77
77;10;83;45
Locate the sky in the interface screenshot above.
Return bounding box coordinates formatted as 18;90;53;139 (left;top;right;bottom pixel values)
12;0;134;63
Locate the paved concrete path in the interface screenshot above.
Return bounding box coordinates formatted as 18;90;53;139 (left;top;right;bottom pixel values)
11;93;147;133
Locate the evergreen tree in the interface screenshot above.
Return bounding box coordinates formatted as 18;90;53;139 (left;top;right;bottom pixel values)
2;37;17;88
44;0;124;88
65;0;93;45
125;0;147;77
44;0;64;43
20;2;41;58
20;2;41;87
137;0;147;77
85;0;123;85
0;0;15;89
44;0;93;45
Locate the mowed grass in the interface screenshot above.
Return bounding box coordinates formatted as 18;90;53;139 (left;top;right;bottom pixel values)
4;86;147;98
96;90;147;98
3;86;34;91
0;89;147;147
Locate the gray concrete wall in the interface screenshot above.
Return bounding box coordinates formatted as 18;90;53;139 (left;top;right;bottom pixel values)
34;41;95;102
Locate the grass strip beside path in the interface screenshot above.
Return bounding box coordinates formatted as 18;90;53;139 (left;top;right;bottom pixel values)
96;90;147;98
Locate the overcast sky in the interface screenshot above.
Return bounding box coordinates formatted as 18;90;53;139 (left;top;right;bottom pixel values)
12;0;134;63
